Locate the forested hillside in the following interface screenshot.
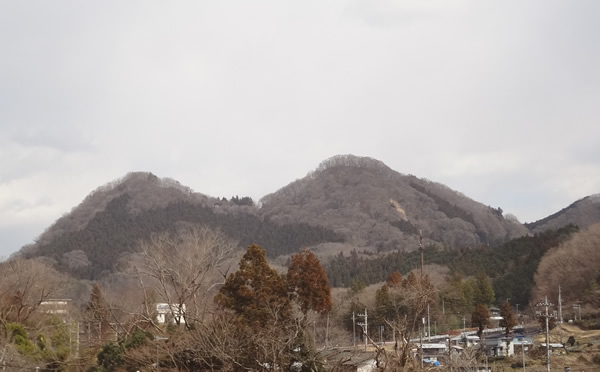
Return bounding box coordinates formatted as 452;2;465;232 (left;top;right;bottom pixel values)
325;225;579;306
526;194;600;233
533;223;600;306
21;174;342;280
16;155;599;290
260;155;528;252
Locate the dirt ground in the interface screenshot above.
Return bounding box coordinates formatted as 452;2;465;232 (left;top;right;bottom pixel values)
521;323;600;371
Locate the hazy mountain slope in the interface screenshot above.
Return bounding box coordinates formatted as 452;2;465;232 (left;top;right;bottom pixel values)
19;154;597;284
526;194;600;233
259;155;528;252
31;172;210;247
19;173;341;280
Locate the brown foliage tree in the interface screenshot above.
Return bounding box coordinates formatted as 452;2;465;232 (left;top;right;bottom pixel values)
499;300;517;337
386;271;403;287
215;244;292;327
471;304;490;339
287;249;332;315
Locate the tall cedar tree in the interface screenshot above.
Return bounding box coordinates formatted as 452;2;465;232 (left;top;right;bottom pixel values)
215;244;292;327
499;301;517;337
474;272;495;306
287;249;332;314
86;283;111;344
471;304;490;339
375;284;392;322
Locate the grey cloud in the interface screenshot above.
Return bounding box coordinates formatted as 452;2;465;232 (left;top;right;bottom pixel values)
0;1;599;256
10;126;94;153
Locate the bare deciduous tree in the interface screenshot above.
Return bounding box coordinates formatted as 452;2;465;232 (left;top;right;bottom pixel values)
533;223;600;307
135;225;237;327
383;273;437;370
0;258;68;325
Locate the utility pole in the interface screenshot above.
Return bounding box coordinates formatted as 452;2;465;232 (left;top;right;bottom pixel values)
76;322;80;359
326;313;330;347
447;337;452;372
521;338;526;372
558;285;563;324
420;318;424;369
352;311;356;347
419;230;424;278
427;303;431;341
357;308;368;351
573;304;581;321
537;296;553;372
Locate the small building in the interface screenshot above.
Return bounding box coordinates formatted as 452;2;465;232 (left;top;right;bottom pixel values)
540;343;566;354
155;303;186;324
489;306;503;327
450;334;480;348
484;336;514;357
39;299;71;316
419;343;448;359
513;338;533;355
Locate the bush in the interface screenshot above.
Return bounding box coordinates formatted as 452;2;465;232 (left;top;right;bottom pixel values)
97;343;124;370
7;323;37;356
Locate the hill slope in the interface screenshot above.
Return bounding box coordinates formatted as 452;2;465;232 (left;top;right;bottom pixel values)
17;155;598;283
260;155;528;252
20;172;341;279
526;194;600;233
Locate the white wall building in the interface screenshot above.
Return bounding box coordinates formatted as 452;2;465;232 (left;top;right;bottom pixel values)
155;303;186;324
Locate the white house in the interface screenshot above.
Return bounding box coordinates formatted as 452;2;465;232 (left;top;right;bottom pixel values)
155;303;186;324
39;299;71;316
484;337;514;357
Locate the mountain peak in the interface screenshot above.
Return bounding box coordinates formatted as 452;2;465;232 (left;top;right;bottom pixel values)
33;172;210;247
260;155;528;250
313;154;391;174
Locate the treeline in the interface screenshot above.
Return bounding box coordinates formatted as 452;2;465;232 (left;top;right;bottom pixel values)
24;193;343;280
326;225;579;305
0;238;337;371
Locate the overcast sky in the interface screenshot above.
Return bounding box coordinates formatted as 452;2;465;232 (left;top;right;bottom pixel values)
1;1;599;258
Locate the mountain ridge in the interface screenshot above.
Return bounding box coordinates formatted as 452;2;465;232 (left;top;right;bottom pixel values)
259;154;527;250
16;155;599;281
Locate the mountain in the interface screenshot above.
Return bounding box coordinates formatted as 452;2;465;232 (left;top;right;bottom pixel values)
259;155;527;252
525;194;600;233
20;172;341;279
16;155;597;282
